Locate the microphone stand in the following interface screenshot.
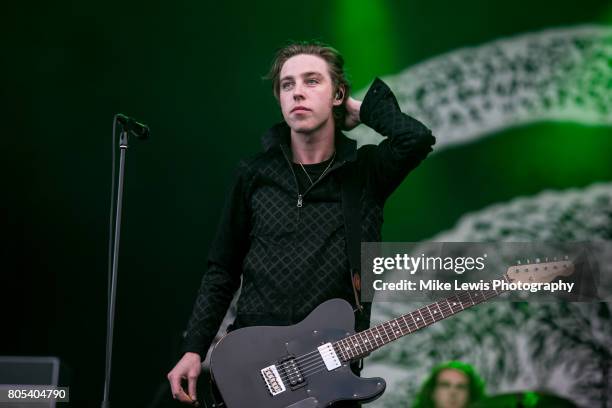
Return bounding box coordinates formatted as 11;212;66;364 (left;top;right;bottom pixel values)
102;113;149;407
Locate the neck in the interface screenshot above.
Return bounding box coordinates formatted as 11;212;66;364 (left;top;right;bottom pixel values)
290;117;335;164
332;277;510;364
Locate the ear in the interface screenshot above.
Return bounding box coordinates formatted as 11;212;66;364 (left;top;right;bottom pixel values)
332;84;346;106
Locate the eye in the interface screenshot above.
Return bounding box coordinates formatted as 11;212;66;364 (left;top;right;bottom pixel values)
306;78;319;85
281;82;294;91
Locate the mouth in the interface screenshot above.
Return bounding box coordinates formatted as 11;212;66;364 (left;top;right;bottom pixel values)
291;107;311;113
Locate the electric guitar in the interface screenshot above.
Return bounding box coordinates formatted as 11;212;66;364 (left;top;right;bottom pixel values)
208;259;574;407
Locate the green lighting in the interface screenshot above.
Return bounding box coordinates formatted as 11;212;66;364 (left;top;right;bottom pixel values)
331;0;401;89
522;391;540;407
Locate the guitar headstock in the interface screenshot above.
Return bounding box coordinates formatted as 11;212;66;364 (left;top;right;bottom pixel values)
506;256;575;284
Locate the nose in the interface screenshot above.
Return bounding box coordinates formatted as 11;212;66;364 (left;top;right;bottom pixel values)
293;81;305;100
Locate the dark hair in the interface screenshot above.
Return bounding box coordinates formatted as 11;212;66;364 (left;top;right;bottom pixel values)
263;39;351;128
412;361;486;408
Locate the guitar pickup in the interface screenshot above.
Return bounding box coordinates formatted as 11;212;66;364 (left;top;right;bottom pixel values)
317;343;341;371
277;356;307;390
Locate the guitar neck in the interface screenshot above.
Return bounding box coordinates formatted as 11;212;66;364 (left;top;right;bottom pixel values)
333;275;510;363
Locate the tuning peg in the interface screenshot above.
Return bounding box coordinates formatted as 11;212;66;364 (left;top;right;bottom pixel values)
553;257;557;261
545;257;548;262
517;260;521;265
526;259;530;264
564;255;569;260
536;258;540;263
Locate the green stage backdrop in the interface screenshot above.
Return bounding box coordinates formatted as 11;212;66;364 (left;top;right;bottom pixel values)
2;0;611;406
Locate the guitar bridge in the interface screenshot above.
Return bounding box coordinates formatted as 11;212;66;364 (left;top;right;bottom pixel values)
260;365;286;396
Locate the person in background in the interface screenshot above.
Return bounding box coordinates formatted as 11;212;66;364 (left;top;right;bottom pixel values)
412;361;486;408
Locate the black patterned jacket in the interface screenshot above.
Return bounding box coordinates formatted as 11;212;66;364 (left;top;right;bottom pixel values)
182;78;436;357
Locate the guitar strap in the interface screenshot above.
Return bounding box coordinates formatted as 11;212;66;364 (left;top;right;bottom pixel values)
341;163;371;372
340;163;364;314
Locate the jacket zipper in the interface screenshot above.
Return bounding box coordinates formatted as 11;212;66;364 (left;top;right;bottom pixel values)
280;145;344;222
281;146;303;223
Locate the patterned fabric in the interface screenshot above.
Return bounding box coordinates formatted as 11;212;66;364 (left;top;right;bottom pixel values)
182;77;436;357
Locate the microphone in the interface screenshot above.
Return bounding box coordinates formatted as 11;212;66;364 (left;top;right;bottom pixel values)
115;114;150;139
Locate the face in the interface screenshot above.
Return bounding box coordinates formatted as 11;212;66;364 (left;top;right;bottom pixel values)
432;369;470;408
278;54;343;134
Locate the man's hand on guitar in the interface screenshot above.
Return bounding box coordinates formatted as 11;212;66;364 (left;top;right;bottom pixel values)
167;352;202;406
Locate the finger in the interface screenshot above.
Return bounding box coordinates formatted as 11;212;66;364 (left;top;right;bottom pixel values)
175;388;194;404
167;374;189;403
188;374;198;401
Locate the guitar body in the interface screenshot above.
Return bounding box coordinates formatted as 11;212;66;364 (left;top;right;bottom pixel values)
209;299;386;408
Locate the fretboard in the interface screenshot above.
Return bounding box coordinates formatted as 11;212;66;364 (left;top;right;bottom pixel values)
333;275;509;362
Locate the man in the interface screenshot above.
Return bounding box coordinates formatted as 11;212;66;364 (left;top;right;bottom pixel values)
167;40;436;406
412;361;486;408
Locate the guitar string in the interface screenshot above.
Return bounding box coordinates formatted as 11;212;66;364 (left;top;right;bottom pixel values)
276;292;492;384
276;271;550;382
277;299;465;383
276;309;423;374
282;291;480;369
292;290;486;365
279;305;495;384
280;299;462;381
274;289;501;384
298;290;495;370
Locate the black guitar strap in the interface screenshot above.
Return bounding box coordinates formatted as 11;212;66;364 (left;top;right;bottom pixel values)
341;163;370;373
341;163;364;314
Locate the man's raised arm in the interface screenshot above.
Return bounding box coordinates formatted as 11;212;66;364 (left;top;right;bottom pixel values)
357;77;436;202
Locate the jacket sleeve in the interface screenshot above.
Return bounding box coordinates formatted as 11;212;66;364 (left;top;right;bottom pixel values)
181;162;251;357
359;77;436;202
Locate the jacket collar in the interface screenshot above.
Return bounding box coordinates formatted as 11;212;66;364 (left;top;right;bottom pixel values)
261;121;357;164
